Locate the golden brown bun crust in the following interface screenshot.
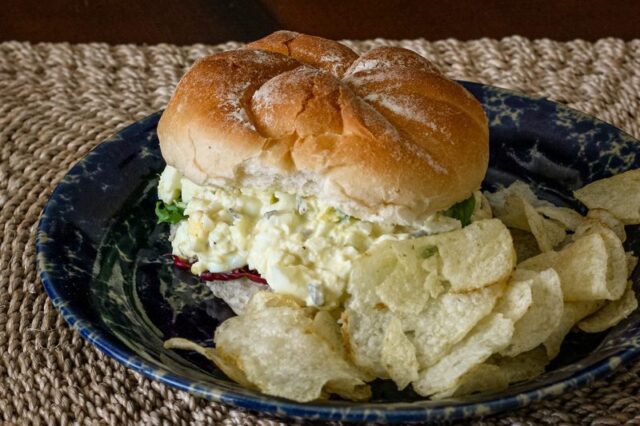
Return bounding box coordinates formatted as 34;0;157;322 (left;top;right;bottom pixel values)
158;31;489;225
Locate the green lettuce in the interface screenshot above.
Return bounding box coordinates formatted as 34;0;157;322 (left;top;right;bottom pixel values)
444;195;476;227
155;200;186;224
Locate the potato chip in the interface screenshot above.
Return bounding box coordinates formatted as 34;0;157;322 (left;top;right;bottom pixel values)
214;305;371;402
375;260;431;315
344;246;401;378
510;228;541;262
420;256;446;298
380;316;419;390
312;310;346;357
536;205;585;231
522;199;566;252
543;301;602;358
500;269;563;357
341;309;391;379
358;240;443;315
346;242;504;373
578;281;638;333
471;191;493;221
412;313;514;398
244;291;303;313
485;181;552;215
348;245;398;311
573;221;627;301
574;169;640;224
409;283;504;368
489;188;565;252
421;219;516;292
487;181;573;242
519;233;617;301
450;364;508;397
164;338;256;389
206;279;268;315
492;345;549;384
587;209;626;242
627;252;638;276
483;184;513;213
494;193;530;230
451;346;549;397
353;219;514;295
494;277;533;322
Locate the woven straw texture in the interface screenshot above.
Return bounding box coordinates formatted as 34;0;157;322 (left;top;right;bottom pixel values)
1;37;640;425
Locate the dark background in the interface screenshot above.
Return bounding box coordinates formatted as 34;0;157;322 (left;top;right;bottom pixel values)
3;0;640;44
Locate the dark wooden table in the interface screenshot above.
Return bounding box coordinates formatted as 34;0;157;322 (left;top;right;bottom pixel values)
3;0;639;44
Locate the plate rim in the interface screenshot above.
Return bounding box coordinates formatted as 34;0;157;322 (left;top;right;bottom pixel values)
36;82;640;423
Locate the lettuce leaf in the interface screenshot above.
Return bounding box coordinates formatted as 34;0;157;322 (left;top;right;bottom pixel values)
155;200;186;224
444;195;476;227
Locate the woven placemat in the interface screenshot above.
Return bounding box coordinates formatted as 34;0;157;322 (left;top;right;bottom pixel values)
1;37;640;425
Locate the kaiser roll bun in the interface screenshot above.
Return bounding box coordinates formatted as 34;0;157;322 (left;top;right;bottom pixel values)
158;31;489;226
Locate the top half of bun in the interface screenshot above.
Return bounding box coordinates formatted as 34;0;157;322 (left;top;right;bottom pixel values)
158;31;489;226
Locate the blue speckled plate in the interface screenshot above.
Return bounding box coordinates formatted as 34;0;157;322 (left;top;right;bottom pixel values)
36;82;640;423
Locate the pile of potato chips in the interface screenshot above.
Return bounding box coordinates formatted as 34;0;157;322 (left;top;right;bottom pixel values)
166;169;640;402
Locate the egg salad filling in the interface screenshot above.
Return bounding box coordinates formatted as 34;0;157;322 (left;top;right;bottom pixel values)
157;165;486;308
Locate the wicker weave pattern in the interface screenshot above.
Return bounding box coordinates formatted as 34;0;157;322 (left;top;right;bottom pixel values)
1;37;639;425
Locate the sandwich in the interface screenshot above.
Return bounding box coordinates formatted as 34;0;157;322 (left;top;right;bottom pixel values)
155;30;490;310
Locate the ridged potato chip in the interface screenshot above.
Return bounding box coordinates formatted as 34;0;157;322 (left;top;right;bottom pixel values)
578;281;638;333
627;252;638;275
348;243;400;311
213;304;370;402
522;198;566;252
380;316;419;390
409;283;505;368
371;242;444;314
345;230;507;375
494;277;533;322
244;290;303;313
519;233;618;301
491;192;530;231
487;182;574;247
412;313;514;398
206;279;268;315
452;346;549;397
543;301;603;358
587;209;626;242
510;228;541;262
450;364;508;397
421;219;516;292
492;345;549;384
536;205;585;231
573;221;627;301
352;219;514;297
343;283;504;377
375;260;432;315
485;181;553;218
488;186;565;252
344;244;408;378
471;191;493;221
500;269;563;357
164;338;255;390
574;169;640;224
312;310;346;357
341;309;391;379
